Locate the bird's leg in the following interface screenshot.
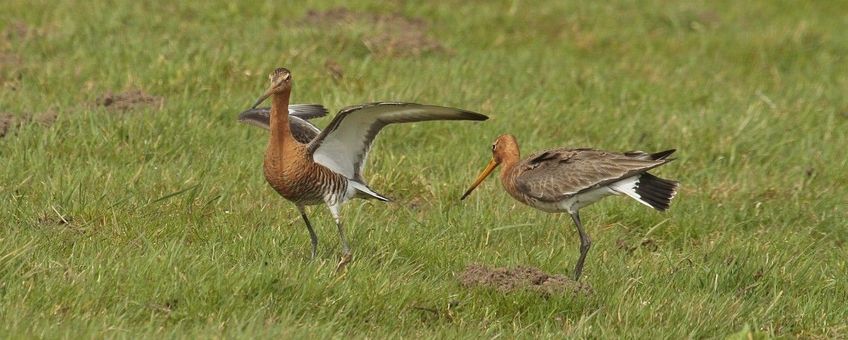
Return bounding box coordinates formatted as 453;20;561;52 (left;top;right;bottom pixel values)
328;204;352;271
570;212;592;281
296;205;318;259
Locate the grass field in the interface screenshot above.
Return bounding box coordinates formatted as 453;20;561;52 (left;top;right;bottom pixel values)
2;0;847;338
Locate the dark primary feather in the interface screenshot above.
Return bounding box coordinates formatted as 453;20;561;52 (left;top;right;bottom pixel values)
515;148;676;202
650;149;676;160
238;104;328;126
624;149;677;161
237;108;321;144
287;116;321;144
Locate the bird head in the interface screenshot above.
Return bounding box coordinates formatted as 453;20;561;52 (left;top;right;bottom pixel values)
491;134;519;164
251;68;292;109
460;134;519;200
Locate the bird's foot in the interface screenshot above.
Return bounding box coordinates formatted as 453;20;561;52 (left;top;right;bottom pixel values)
336;252;353;272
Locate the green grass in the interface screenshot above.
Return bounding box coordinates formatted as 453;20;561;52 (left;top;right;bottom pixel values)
2;0;847;338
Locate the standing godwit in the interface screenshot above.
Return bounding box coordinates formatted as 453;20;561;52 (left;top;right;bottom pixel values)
248;67;488;266
460;134;678;281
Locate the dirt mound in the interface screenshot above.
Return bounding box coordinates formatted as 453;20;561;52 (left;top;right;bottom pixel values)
3;21;32;40
0;52;23;86
302;7;446;57
459;264;591;296
0;110;57;138
0;52;21;67
362;28;444;58
96;90;163;112
616;237;659;253
302;7;360;26
324;59;344;81
0;113;17;137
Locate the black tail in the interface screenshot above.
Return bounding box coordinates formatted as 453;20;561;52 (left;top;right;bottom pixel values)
635;172;679;211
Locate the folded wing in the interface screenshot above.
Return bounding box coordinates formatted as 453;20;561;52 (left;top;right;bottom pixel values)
515;149;675;202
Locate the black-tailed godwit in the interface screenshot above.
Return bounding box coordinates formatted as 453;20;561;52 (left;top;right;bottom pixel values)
461;134;678;280
249;68;488;268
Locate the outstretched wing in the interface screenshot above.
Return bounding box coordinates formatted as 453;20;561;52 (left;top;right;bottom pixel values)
237;104;329;129
288;104;329;119
237;108;321;144
515;148;675;202
307;102;488;182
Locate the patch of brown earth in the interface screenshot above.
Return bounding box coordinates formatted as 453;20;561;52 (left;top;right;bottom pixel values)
303;7;446;57
694;10;721;27
616;237;659;254
362;29;445;58
459;264;591;296
302;7;360;26
0;113;17;138
324;59;344;81
95;89;163;112
0;110;57;138
32;110;57;125
36;209;86;233
670;9;721;31
0;52;21;67
3;21;32;40
37;212;73;226
0;52;23;83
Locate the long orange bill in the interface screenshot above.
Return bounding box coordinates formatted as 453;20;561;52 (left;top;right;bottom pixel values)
250;87;274;109
460;158;499;200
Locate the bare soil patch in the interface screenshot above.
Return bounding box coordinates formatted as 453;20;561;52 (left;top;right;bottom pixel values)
0;110;57;138
324;59;344;81
3;21;32;40
37;212;73;227
95;90;163;112
616;237;659;254
362;29;445;58
459;264;591;296
302;7;359;26
302;7;447;57
0;52;21;67
0;113;18;138
0;52;23;87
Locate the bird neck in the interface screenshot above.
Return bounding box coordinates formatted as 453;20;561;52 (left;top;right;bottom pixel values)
499;150;520;184
268;88;293;147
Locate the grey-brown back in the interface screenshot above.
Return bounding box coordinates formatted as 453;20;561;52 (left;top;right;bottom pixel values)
513;148;676;202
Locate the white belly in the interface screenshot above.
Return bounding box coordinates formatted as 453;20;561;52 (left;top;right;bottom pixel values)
527;186;618;214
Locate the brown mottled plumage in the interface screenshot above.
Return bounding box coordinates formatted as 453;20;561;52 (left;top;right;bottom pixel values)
248;68;488;267
461;134;679;281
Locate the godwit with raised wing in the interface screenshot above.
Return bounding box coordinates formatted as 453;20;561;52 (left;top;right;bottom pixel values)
248;67;488;266
460;134;678;281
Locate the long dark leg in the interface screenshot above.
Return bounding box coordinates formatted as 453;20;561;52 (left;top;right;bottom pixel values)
570;212;592;281
328;204;352;271
296;205;318;259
